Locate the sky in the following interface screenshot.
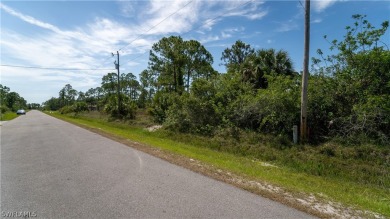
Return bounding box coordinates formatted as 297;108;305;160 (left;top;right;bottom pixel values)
1;0;389;104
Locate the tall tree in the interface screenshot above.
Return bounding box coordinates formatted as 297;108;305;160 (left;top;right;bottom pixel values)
149;36;185;94
5;91;26;110
43;97;60;111
221;40;255;72
0;84;10;107
138;69;155;108
77;91;86;102
184;40;215;91
121;72;140;101
149;36;214;94
101;73;118;95
60;84;77;106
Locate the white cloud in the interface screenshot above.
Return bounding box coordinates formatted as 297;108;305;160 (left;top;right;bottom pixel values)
116;0;136;18
223;1;267;20
0;3;62;34
138;0;267;34
312;0;339;12
201;18;221;31
276;19;299;32
1;1;269;102
312;18;323;24
199;35;220;44
139;0;199;35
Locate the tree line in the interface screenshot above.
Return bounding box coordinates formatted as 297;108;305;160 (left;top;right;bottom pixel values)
0;84;29;113
44;15;389;145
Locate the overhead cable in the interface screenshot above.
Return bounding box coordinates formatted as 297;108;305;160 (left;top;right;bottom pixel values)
0;64;114;71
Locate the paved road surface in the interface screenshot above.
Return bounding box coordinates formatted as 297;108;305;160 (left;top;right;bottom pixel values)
1;110;315;218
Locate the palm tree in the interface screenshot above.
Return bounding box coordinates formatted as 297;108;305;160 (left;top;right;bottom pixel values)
241;48;294;89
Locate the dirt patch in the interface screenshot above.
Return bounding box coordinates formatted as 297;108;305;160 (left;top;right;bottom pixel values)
65;121;385;219
145;125;163;132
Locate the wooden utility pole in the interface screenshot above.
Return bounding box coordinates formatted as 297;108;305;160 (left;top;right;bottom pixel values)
114;51;122;115
300;0;310;142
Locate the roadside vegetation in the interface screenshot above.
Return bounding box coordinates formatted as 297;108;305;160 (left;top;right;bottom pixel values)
44;15;389;217
0;85;41;121
0;84;31;121
0;111;19;121
50;111;389;217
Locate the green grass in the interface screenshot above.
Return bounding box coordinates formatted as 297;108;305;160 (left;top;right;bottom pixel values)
0;111;19;121
49;112;390;217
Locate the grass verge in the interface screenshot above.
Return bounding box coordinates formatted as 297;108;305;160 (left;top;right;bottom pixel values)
48;112;389;218
0;112;19;121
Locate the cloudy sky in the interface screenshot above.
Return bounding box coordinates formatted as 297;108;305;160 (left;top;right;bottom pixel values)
1;0;389;104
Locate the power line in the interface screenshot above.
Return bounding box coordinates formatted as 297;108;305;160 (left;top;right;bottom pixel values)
118;0;194;53
102;0;194;67
182;0;254;37
0;64;114;71
126;0;255;64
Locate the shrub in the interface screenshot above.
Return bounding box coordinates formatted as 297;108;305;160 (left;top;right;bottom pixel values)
73;102;89;114
0;105;9;114
255;75;300;135
149;92;181;123
104;95;137;120
59;105;74;114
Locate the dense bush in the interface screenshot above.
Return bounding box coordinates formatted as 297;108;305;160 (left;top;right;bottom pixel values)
149;92;181;123
311;15;390;145
163;79;222;135
73;102;89;114
103;95;137;120
0;85;27;112
59;105;74;114
58;102;89;115
0;105;10;114
159;74;301;138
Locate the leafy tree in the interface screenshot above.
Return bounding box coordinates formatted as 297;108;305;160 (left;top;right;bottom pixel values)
0;85;28;112
148;36;216;122
0;84;10;106
59;84;77;107
101;73;118;96
5;92;27;111
149;36;186;94
241;49;295;89
85;87;99;110
77;91;86;102
43;97;60;111
312;14;389;144
149;36;215;95
28;103;41;110
221;40;255;72
138;69;155;108
183;40;215;91
121;72;140;101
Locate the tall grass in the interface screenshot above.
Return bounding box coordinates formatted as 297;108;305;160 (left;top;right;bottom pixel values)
0;111;19;121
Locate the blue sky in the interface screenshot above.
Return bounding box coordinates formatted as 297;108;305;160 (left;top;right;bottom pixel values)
1;0;389;104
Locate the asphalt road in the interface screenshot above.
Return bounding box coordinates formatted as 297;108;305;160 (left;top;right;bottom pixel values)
1;110;315;218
